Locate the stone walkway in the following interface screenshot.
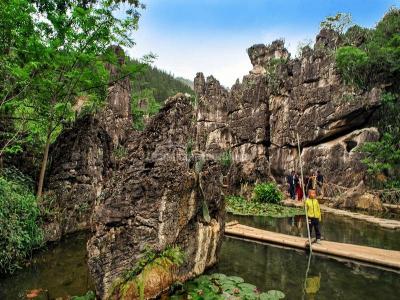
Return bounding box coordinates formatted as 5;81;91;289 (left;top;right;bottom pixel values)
282;199;400;230
225;222;400;270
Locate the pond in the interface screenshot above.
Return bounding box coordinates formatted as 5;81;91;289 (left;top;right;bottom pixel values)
0;232;93;300
1;220;399;299
214;237;400;300
227;212;400;250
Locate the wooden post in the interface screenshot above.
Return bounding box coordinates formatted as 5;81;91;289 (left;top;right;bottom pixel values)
297;133;312;253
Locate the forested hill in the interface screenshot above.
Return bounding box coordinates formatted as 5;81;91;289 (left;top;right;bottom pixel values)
131;62;194;103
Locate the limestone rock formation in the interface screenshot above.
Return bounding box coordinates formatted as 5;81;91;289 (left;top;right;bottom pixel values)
46;46;132;240
87;94;225;299
194;28;382;191
332;181;383;211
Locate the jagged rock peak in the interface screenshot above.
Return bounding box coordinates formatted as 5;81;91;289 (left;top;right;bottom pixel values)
247;40;289;67
194;72;206;97
315;28;341;50
105;45;132;119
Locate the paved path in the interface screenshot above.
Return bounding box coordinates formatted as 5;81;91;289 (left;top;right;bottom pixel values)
282;199;400;230
225;222;400;270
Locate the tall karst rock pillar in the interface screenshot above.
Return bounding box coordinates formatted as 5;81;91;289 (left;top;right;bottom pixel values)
45;46;132;241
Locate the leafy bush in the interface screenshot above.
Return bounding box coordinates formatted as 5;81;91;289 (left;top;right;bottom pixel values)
335;8;400;91
170;273;285;300
359;133;400;188
253;182;283;204
336;46;369;87
0;170;43;273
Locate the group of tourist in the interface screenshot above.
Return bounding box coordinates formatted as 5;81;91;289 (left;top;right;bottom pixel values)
286;170;324;244
286;170;324;201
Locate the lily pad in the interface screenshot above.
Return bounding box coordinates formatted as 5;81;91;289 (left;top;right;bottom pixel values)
267;290;285;299
227;276;245;283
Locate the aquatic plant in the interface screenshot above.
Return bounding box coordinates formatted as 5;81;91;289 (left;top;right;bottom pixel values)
253;182;283;204
0;169;43;273
225;195;303;218
71;291;96;300
108;245;185;300
170;273;285;299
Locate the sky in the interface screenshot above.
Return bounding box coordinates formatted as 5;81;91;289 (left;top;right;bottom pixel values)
128;0;399;87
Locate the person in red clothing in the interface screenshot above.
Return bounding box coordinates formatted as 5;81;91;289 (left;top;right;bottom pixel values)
295;173;303;201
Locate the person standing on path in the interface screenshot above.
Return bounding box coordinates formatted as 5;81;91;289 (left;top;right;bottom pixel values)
295;172;303;201
316;170;324;197
286;171;296;200
305;189;322;243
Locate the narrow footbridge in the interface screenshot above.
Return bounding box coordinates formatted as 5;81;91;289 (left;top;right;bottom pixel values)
225;222;400;270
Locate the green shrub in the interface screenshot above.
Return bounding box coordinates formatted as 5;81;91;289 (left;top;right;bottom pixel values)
253;182;283;204
0;171;43;273
218;150;232;168
335;46;369;87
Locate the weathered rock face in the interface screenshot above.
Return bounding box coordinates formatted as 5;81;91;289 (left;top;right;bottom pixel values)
46;46;132;240
194;28;381;190
332;181;383;211
87;94;225;299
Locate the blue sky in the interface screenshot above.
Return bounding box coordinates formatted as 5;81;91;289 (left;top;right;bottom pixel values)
128;0;399;87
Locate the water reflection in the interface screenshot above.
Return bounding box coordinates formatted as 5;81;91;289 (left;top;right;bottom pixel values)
228;213;400;250
214;237;400;300
0;232;92;300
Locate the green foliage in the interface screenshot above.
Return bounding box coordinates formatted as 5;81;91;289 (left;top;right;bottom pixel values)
0;0;144;195
264;58;286;93
0;169;43;273
71;291;96;300
113;145;128;159
171;273;285;300
335;8;400;189
131;61;194;103
218;150;233;168
335;46;369;87
381;92;398;104
359;133;400;187
253;182;283;204
131;88;161;130
225;195;303;218
320;12;353;34
109;245;185;299
335;8;400;91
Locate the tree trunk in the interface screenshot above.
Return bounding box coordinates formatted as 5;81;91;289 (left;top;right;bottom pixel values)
36;128;52;199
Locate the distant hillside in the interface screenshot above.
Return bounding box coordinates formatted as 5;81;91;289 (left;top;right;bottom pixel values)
131;63;194;103
176;77;194;90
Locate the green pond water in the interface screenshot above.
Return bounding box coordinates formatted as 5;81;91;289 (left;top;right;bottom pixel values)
228;212;400;250
1;215;400;299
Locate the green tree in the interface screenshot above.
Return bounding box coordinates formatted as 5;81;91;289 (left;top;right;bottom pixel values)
0;0;144;197
335;8;400;188
320;12;353;34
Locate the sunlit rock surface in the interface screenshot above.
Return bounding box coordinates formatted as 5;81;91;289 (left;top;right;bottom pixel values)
194;28;381;191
